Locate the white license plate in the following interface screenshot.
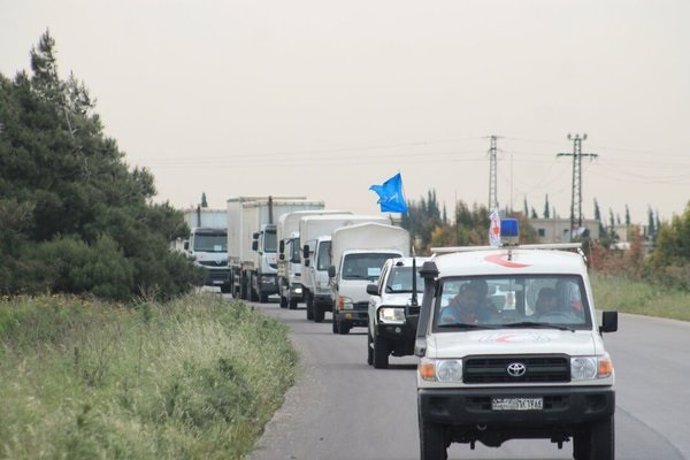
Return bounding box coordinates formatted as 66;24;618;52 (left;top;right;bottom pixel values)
491;397;543;411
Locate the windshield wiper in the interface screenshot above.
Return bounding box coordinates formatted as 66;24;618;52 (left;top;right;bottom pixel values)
436;323;498;330
502;321;575;332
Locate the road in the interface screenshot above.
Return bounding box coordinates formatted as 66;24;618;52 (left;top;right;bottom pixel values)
241;297;690;460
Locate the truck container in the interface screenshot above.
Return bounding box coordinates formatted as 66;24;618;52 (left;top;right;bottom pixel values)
178;207;230;291
328;222;410;334
227;196;324;302
276;209;347;310
299;214;390;322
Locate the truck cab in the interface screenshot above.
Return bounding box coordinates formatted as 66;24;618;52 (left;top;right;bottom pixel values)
415;222;618;460
185;227;230;291
250;223;278;302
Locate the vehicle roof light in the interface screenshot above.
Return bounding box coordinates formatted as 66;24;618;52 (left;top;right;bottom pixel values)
501;218;519;238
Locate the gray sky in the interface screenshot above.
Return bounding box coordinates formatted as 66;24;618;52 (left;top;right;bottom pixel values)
2;0;689;224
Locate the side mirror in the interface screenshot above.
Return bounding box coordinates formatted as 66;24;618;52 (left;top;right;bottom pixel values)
183;241;189;251
599;310;618;334
251;241;258;251
303;245;310;260
252;232;260;239
366;284;379;296
328;265;336;278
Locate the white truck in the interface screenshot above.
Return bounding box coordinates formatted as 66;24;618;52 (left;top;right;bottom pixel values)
415;220;618;460
179;207;230;291
276;209;347;310
328;222;410;334
299;214;388;322
227;196;320;303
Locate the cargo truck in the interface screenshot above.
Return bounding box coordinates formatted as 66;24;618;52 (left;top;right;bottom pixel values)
328;222;410;334
227;196;323;303
179;207;231;291
276;209;347;310
300;214;389;322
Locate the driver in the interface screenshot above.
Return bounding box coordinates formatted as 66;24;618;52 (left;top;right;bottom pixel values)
439;280;493;325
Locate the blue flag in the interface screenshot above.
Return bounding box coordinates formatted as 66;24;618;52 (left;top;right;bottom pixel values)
369;172;409;213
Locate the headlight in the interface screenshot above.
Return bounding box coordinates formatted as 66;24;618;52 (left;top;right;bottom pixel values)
378;307;405;324
419;358;463;383
571;354;613;381
337;296;353;310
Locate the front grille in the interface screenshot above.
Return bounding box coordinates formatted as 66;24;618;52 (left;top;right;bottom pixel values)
353;301;369;310
198;260;227;267
464;355;570;384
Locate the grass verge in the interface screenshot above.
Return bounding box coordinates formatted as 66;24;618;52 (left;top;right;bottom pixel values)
0;293;297;459
591;273;690;321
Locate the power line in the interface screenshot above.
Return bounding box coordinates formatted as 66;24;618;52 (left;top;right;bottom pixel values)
557;134;598;237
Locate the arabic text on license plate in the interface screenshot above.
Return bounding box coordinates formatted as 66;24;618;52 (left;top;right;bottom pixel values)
491;397;543;411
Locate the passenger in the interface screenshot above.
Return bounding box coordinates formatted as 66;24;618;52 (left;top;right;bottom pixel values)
439;280;493;325
535;287;558;317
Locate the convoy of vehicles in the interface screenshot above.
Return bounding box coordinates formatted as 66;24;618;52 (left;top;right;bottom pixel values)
328;222;410;334
415;220;618;460
276;210;345;310
366;256;429;368
180;197;619;460
227;196;323;302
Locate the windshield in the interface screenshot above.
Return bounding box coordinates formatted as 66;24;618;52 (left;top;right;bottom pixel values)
317;240;331;270
433;274;591;331
386;266;424;293
289;238;301;263
263;230;277;253
342;253;398;281
193;233;227;252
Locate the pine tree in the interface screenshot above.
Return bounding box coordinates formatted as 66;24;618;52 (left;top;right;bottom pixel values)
543;194;550;219
201;192;208;208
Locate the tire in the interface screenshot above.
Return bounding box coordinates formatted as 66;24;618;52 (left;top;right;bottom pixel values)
239;276;247;300
590;416;614;460
280;295;288;309
332;316;339;334
250;276;259;302
419;416;447;460
289;298;298;310
259;293;268;303
337;321;350;335
220;283;230;294
373;334;389;369
573;425;590;460
367;332;373;366
307;302;314;321
314;303;324;323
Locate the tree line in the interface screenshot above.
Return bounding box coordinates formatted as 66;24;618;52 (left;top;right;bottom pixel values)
0;31;201;301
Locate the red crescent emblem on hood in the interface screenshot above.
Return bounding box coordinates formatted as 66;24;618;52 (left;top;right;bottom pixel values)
484;253;530;269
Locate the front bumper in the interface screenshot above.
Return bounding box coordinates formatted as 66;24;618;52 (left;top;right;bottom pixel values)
418;386;614;427
375;317;418;355
259;275;278;295
334;309;368;327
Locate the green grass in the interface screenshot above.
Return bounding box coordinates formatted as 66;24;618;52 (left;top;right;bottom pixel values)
591;273;690;321
0;293;297;459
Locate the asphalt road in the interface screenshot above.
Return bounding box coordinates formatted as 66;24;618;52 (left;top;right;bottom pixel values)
240;297;690;460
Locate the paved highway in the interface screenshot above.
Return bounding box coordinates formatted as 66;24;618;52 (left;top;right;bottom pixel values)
241;297;690;460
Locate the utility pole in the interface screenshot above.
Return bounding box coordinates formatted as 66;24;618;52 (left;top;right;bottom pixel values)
557;134;598;239
488;135;500;212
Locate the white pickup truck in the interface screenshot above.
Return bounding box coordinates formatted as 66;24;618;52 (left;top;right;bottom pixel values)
415;224;618;460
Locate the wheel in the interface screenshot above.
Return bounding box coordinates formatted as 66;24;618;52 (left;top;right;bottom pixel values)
289;298;298;310
314;303;324;323
337;321;350;335
239;276;247;300
259;293;268;303
419;416;447;460
220;283;230;294
367;332;373;365
307;302;314;320
590;416;614;460
332;316;339;334
280;295;288;309
250;276;259;301
373;334;389;369
573;425;590;460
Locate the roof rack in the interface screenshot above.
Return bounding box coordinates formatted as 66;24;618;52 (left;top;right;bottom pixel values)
430;243;583;254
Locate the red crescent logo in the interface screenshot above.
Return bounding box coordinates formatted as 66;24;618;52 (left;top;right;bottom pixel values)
484;253;530;269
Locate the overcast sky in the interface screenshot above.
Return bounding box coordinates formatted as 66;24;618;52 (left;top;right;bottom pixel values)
2;0;689;224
